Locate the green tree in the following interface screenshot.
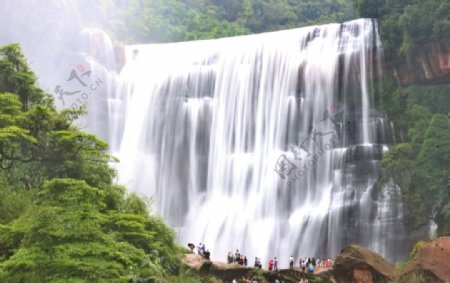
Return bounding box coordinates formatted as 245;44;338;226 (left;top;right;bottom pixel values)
407;105;431;145
0;179;167;282
0;44;49;109
381;143;414;189
378;0;450;57
407;114;450;229
352;0;385;18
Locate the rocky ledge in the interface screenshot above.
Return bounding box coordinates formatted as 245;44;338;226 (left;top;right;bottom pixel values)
184;237;450;283
334;245;395;283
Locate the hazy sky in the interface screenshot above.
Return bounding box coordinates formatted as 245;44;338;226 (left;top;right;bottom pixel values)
0;0;119;92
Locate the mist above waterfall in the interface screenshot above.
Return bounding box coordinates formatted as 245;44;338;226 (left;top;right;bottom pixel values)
0;1;118;88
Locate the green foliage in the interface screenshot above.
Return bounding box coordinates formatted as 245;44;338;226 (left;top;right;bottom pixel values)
0;179;181;282
407;105;431;145
156;267;221;283
0;185;32;224
0;46;117;189
352;0;384;18
409;114;450;226
395;261;407;274
249;268;265;281
0;44;51;109
0;93;22;127
123;193;152;215
108;0;358;43
0;44;185;281
112;0;248;43
409;241;426;262
0;224;23;262
380;143;414;188
381;84;450;234
378;0;450;57
105;0;450;51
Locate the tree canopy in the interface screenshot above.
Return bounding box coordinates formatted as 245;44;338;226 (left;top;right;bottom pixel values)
0;44;187;282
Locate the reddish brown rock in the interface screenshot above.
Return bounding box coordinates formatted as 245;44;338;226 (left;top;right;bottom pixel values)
184;253;207;270
398;237;450;283
385;39;450;86
114;41;126;73
333;245;395;283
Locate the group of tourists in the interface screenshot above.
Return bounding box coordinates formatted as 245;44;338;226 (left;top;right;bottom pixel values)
198;243;211;260
188;242;211;260
228;249;248;266
226;250;333;273
261;256;334;272
197;242;334;276
298;257;334;273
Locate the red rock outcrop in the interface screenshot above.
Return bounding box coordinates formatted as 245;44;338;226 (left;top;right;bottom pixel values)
333;245;395;283
398;236;450;283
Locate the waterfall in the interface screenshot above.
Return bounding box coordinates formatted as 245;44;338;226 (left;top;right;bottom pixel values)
99;19;408;265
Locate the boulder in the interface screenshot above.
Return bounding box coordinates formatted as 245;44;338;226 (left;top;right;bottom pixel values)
334;245;395;283
184;253;208;270
398;237;450;283
184;254;253;281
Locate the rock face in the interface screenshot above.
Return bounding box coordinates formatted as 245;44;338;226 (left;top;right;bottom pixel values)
184;254;329;282
385;39;450;86
398;237;450;283
78;27;126;73
334;245;395;283
184;253;208;270
184;254;253;281
185;238;450;283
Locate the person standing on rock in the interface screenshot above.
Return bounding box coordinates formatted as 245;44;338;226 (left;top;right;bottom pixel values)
268;259;274;271
256;257;262;269
204;249;210;260
301;258;307;271
274;257;278;271
228;251;234;264
308;262;314;274
289;255;294;269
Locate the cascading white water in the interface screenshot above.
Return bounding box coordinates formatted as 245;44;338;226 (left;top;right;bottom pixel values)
102;19;409;266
